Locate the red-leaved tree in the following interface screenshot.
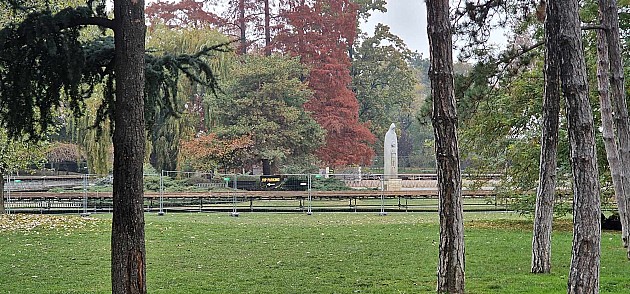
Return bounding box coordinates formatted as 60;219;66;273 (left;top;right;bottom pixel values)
145;0;221;28
275;0;375;167
146;0;273;55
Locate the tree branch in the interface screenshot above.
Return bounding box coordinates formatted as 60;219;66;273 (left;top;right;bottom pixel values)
71;16;116;30
582;24;605;31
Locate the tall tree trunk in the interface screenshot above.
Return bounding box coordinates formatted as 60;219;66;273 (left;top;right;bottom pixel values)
557;0;601;292
531;0;561;274
112;0;147;293
239;0;247;55
426;0;465;292
264;0;271;56
0;173;5;214
599;0;630;253
596;13;629;251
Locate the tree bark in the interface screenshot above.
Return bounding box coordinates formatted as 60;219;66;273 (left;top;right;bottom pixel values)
239;0;247;55
532;0;561;274
262;159;271;175
264;0;271;56
112;0;147;293
557;0;601;293
595;11;629;251
426;0;465;293
599;0;630;253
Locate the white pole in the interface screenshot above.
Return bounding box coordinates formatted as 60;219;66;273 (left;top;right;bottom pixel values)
230;174;239;217
158;170;165;216
380;175;387;216
307;174;312;215
81;174;90;217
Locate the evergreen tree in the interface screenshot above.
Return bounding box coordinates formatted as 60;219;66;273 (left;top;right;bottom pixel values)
0;1;226;292
215;55;325;173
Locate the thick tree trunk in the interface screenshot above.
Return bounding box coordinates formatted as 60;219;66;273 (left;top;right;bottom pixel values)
595;17;629;251
0;173;5;214
112;0;147;293
557;0;601;293
426;0;465;293
531;0;561;274
599;0;630;253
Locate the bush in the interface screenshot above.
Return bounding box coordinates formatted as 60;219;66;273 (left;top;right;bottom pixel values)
311;177;350;191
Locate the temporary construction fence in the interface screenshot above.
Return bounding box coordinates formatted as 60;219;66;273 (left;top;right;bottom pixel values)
2;171;505;215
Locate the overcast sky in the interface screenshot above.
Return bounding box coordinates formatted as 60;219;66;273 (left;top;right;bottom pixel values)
362;0;428;57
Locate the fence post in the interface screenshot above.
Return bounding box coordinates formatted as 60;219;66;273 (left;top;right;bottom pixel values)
5;175;10;214
379;175;387;216
307;174;313;215
230;174;239;217
80;174;90;217
158;170;165;216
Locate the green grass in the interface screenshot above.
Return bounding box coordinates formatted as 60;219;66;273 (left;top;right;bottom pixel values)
1;212;629;293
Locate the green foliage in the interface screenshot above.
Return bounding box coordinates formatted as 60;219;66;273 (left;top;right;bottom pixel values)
0;129;48;175
145;25;233;171
0;3;229;144
501;190;572;218
453;53;577;216
353;24;418;153
310;177;351;191
354;0;386;20
0;6;96;140
71;96;113;175
215;55;325;169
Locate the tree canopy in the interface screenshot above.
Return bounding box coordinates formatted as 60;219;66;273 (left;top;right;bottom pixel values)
214;55;325;172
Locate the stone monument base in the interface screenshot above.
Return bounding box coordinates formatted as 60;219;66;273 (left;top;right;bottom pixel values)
384;179;402;191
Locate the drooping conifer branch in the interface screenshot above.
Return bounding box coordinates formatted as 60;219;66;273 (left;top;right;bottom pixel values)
0;3;230;141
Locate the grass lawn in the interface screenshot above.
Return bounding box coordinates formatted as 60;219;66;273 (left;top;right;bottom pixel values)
1;212;629;293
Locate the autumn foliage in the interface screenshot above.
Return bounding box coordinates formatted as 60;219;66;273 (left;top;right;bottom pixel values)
46;143;86;164
145;0;220;28
147;0;376;168
275;0;376;167
179;133;253;172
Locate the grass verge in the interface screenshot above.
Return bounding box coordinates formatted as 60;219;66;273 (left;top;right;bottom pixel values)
0;212;628;293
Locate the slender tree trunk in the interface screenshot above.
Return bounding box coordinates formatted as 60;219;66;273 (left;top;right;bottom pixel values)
595;15;629;251
112;0;147;293
599;0;630;253
262;159;272;175
531;0;561;274
239;0;247;55
0;173;5;214
264;0;271;56
426;0;465;292
557;0;601;292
